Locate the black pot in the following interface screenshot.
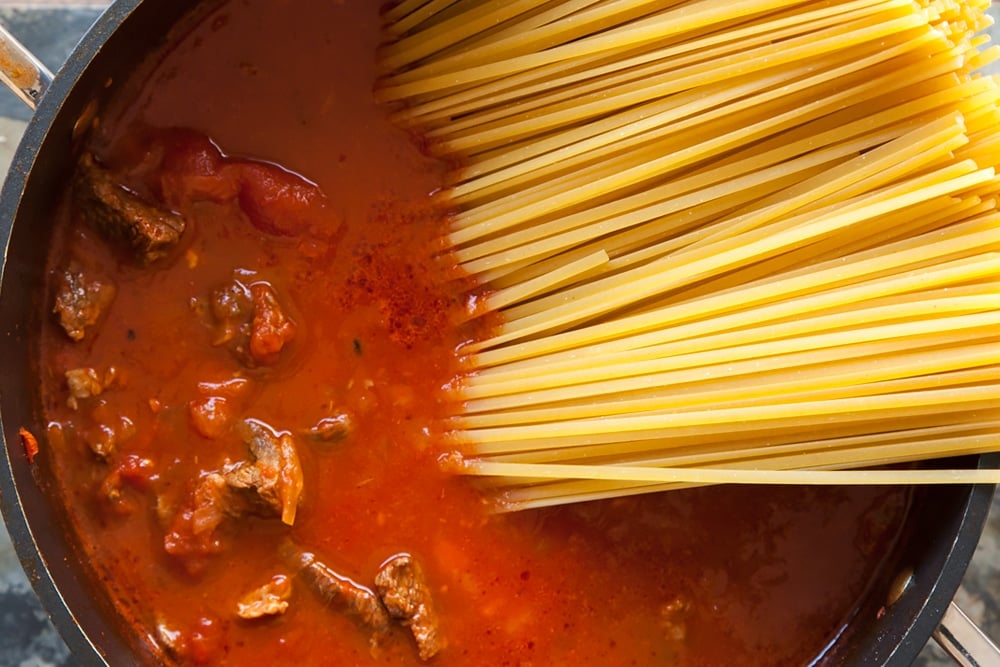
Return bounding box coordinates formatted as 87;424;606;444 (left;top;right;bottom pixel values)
0;2;996;664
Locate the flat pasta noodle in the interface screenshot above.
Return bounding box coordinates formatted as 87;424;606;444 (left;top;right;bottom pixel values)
379;0;1000;510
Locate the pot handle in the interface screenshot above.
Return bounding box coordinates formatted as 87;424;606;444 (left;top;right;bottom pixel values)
933;601;1000;667
0;22;53;110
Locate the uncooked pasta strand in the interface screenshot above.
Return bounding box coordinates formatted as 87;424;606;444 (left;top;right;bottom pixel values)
473;282;999;383
442;12;929;159
462;461;1000;486
382;0;461;36
461;323;999;413
490;160;986;332
449;44;962;242
484;250;609;311
463;308;995;414
381;0;546;71
482;169;992;349
379;0;1000;504
459;358;1000;429
377;0;814;100
387;0;669;81
496;439;1000;510
390;0;916;124
419;0;918;135
483;416;1000;466
464;384;1000;449
475;249;1000;370
677;195;990;300
455;407;994;458
458;113;964;273
453;54;966;205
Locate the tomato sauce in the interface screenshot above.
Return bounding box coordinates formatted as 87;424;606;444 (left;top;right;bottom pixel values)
37;1;912;665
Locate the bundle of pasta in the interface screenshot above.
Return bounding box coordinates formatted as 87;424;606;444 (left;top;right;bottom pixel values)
378;0;1000;509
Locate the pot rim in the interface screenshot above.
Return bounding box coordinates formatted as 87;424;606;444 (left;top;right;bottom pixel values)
0;2;143;664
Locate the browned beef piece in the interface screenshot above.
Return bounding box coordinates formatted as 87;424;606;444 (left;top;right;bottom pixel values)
65;366;118;410
283;547;392;650
208;281;253;347
53;266;116;341
65;367;104;402
163;420;303;572
205;280;296;367
301;412;353;443
79;409;135;459
236;575;292;620
163;472;231;565
74;152;185;263
223;419;303;525
374;554;444;661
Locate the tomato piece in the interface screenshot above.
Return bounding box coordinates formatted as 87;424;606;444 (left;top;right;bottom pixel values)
248;283;296;365
158;132;238;205
236;162;329;236
188;396;234;439
18;427;39;463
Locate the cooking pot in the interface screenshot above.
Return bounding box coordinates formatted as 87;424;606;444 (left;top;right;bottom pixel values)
0;2;998;664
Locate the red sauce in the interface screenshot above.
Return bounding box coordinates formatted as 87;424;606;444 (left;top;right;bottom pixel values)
37;2;911;665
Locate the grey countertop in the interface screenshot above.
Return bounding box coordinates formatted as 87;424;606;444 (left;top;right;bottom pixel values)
0;4;998;666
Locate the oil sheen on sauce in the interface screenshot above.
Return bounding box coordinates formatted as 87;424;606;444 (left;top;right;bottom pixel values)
38;1;912;665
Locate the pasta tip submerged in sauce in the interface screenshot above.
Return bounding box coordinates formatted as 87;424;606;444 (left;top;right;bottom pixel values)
37;1;911;665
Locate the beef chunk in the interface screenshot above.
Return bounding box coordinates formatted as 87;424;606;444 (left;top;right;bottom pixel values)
53;266;116;341
284;547;392;650
236;575;292;620
208;280;253;346
155;618;184;658
375;554;444;661
188;378;252;439
301;412;353;443
81;409;135;459
98;454;155;516
206;279;296;366
154;614;223;664
223;419;303;525
66;367;104;401
659;595;692;642
163;472;230;563
65;366;118;409
163;420;302;570
75;152;185;263
188;396;235;439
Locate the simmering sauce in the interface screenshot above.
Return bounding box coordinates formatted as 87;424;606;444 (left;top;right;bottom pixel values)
37;1;911;665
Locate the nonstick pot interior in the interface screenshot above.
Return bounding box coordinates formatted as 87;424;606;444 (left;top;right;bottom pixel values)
0;2;996;664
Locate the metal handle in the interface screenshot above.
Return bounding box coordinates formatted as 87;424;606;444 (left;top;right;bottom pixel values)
933;601;1000;667
0;23;53;110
